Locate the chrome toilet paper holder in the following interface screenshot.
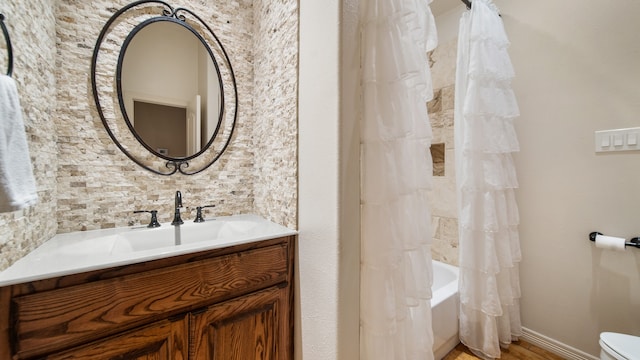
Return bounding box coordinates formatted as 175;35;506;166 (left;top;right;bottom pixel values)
589;232;640;249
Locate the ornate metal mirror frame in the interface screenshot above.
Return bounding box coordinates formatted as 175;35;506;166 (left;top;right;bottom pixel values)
91;0;238;175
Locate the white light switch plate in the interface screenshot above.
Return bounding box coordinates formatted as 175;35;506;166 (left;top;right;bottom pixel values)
595;127;640;152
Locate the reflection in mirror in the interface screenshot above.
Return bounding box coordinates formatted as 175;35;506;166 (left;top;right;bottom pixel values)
134;101;187;157
120;21;221;158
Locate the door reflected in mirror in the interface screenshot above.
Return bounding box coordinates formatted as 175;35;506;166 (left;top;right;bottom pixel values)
134;101;186;157
121;20;221;158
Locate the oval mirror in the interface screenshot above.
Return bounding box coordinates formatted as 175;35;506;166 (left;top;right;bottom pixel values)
118;19;222;159
91;1;237;176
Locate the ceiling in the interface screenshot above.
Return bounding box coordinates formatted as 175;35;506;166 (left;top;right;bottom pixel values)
430;0;464;16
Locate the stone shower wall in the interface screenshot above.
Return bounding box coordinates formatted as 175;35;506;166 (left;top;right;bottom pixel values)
0;0;58;271
427;39;460;266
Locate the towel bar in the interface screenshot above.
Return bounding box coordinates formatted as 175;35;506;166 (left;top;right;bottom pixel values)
0;13;13;77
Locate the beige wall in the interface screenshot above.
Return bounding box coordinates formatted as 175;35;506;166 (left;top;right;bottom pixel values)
435;0;640;356
297;0;341;358
297;0;360;358
1;0;298;271
338;1;361;358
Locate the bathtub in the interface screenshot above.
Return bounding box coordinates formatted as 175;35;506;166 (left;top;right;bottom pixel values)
432;260;460;360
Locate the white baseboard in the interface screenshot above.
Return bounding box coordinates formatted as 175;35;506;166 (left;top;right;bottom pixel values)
434;335;462;360
521;327;599;360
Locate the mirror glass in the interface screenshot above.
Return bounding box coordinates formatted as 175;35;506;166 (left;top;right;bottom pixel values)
120;21;221;159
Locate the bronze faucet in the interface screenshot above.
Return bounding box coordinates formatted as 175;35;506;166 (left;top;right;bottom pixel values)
171;191;184;226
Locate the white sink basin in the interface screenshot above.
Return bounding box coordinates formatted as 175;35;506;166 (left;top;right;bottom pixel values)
53;219;261;255
57;235;126;256
0;214;296;286
116;219;260;252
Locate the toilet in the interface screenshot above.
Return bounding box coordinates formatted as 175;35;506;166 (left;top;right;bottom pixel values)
600;332;640;360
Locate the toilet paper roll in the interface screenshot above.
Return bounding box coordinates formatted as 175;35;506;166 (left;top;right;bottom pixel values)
595;234;626;251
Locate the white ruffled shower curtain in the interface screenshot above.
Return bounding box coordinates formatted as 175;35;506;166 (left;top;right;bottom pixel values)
360;1;438;359
454;0;522;359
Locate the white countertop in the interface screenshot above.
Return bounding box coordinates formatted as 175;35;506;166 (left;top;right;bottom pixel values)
0;214;297;287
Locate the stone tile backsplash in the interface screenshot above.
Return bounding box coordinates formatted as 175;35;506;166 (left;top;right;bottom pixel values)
251;0;298;230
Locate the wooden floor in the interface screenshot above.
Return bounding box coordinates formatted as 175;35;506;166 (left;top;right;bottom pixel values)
443;340;567;360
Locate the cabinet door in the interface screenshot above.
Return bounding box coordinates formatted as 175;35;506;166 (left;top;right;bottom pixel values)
46;317;188;360
191;286;290;360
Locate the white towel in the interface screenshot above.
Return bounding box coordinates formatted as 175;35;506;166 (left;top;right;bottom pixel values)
0;75;38;212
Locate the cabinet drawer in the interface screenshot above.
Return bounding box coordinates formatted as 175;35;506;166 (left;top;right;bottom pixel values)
46;316;189;360
11;244;288;359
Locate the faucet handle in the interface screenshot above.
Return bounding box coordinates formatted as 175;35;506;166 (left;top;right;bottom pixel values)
134;210;161;228
194;205;216;223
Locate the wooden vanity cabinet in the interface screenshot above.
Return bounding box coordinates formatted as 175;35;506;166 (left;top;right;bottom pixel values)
0;235;295;360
